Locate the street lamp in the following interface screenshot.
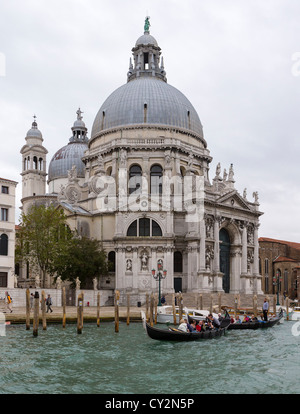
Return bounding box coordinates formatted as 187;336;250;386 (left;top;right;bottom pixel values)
152;261;167;306
273;271;282;306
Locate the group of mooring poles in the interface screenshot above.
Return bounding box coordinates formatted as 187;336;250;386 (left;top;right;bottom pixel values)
25;288;101;337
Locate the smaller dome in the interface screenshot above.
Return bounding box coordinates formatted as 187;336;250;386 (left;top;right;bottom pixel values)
135;33;158;47
26;121;42;139
48;142;88;181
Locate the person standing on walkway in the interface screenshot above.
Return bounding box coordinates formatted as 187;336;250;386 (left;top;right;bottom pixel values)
262;298;269;321
46;294;53;313
5;292;12;313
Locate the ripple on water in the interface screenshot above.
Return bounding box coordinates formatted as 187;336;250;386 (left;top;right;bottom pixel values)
0;322;299;394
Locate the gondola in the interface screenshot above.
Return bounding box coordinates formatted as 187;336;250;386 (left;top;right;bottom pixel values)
227;313;283;330
141;311;230;342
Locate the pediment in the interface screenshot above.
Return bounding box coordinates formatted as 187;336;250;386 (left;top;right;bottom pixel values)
216;191;251;211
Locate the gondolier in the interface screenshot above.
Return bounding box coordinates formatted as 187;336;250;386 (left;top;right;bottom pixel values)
262;298;269;321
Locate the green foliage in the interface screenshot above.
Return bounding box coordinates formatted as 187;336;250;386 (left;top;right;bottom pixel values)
52;237;108;288
17;204;71;284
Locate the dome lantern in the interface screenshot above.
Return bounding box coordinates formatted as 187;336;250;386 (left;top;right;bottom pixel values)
127;16;167;83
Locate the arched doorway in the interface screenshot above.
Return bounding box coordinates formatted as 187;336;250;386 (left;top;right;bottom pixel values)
220;228;230;293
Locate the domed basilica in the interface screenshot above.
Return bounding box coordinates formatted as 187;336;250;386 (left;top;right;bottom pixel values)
20;18;263;301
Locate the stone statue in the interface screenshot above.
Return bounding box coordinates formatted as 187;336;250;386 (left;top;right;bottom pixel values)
126;259;132;272
35;274;40;289
228;164;235;181
120;149;127;167
216;162;221;178
93;277;98;291
253;191;259;203
144;16;150;32
56;276;62;289
243;188;247;199
223;169;228;181
75;277;81;290
141;251;148;271
68;165;77;182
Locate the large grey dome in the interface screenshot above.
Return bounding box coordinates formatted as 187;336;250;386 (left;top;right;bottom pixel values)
91;77;204;140
48;142;88;181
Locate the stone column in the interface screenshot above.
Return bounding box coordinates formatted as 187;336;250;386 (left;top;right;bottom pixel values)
241;222;248;275
199;219;206;272
213;217;220;273
115;247;125;291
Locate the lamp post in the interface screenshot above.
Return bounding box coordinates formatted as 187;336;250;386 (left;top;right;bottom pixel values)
152;261;167;306
273;271;282;306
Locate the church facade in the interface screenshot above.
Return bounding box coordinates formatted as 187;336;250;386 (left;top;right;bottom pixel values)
20;19;264;301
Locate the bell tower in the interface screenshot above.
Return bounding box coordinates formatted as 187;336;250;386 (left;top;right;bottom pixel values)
20;116;48;203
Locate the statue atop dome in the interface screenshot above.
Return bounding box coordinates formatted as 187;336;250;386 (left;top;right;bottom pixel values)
144;16;150;33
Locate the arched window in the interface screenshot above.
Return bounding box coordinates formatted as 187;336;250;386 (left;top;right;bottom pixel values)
129;165;142;194
33;156;38;170
150;165;163;195
174;251;183;273
0;234;8;256
108;251;116;273
284;269;288;292
126;218;162;237
265;259;269;275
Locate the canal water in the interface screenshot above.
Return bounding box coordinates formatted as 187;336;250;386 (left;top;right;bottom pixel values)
0;320;299;394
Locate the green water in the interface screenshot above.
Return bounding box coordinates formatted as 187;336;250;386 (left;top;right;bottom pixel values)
0;321;299;394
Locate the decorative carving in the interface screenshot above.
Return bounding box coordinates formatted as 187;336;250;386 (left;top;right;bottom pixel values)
205;245;214;270
126;259;132;272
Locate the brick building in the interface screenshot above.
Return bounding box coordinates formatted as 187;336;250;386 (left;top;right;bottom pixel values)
259;237;300;299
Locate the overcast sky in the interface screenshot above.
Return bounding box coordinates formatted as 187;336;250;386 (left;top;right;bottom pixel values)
0;0;299;242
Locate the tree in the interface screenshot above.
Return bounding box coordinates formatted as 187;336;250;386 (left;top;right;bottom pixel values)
17;204;70;287
52;237;108;288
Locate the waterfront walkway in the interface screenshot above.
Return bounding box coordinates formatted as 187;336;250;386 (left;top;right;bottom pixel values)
3;306;145;324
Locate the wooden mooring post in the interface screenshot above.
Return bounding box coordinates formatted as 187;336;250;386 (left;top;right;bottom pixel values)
234;295;238;320
77;293;83;334
154;295;158;324
41;290;47;331
33;291;39;337
218;292;222;313
126;293;130;326
172;293;177;325
114;290;120;333
178;292;183;321
286;298;289;321
253;294;258;318
97;292;100;327
150;293;154;326
26;288;30;330
146;293;149;321
62;287;66;329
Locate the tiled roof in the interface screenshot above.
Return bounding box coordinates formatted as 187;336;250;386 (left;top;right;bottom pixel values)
259;237;300;251
273;256;298;263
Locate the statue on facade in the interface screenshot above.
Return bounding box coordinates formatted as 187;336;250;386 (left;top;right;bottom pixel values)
126;259;132;272
120;149;127;167
141;251;148;271
253;191;259;203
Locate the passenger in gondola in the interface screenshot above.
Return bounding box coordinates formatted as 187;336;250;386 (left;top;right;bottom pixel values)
188;320;197;332
235;316;241;324
178;318;189;332
251;314;258;321
230;315;235;324
242;315;250;323
208;313;221;329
